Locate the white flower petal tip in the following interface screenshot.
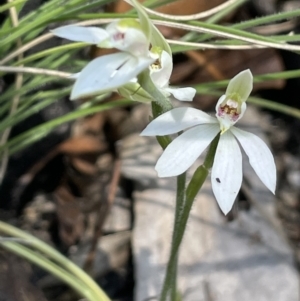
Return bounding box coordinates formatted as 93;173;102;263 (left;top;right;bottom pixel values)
226;69;253;102
51;25;108;44
167;87;196;102
231;127;276;194
140;107;217;136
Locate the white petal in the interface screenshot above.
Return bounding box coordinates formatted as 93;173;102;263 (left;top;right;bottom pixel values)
166;87;196;102
211;131;243;215
141;107;218;136
71;53;154;100
155;124;220;177
231;127;276;194
150;51;173;89
51;25;109;45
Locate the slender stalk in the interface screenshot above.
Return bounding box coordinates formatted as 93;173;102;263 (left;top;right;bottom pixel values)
0;221;111;301
170;172;186;300
0;241;99;301
170;261;178;301
139;68;185;300
159;134;220;301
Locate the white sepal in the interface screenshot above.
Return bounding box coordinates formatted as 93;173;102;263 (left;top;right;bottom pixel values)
51;25;109;45
231;127;276;194
71;53;154;100
226;69;253;102
141;107;217;136
211;131;243;215
166;87;196;102
155;123;220;177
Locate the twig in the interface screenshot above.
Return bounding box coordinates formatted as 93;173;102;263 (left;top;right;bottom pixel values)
167;39;265;50
139;0;240;21
0;66;72;78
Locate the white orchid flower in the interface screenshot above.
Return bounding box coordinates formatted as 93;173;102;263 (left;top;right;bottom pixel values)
117;50;196;103
52;19;154;100
141;70;276;214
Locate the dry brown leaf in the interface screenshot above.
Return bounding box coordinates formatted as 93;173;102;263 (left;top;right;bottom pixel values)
54;185;85;246
59;136;106;154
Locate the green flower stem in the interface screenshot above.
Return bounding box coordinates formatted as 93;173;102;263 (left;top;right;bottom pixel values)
186;134;219;201
159;134;220;301
139;70;173;149
170;261;178;301
139;69;186;300
170;172;186;300
0;221;111;301
0;241;99;301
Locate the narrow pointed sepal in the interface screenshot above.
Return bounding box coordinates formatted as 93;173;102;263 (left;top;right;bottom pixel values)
231;127;276;194
211;131;243;215
51;25;109;44
141;107;217;136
